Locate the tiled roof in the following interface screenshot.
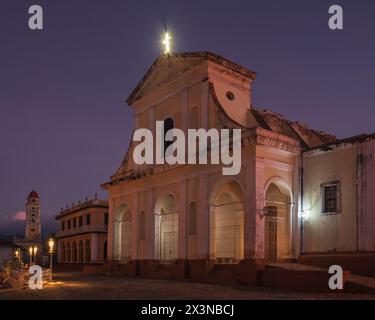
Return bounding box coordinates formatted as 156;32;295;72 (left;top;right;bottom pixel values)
251;108;337;150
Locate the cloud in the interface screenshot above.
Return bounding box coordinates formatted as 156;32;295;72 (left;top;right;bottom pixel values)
12;211;26;221
0;211;26;235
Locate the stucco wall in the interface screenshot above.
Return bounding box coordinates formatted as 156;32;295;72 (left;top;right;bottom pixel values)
302;145;357;253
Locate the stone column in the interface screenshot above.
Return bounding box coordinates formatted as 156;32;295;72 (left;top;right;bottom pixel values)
255;158;266;260
146;188;154;259
292;154;301;258
244;164;254;260
198;174;209;259
201;81;209;130
181;88;189;162
148;106;156;132
181;88;188;131
108;197;115;260
131;192;139;260
178;179;187;259
148;106;156;165
91;233;98;262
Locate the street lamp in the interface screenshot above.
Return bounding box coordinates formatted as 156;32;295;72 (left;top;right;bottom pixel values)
48;238;55;281
33;246;38;264
29;247;33;265
14;249;20;263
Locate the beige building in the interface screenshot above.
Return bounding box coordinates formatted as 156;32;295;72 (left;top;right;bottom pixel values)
101;52;375;281
55;198;108;264
300;134;375;276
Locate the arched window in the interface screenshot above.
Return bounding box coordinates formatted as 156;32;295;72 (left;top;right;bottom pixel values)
67;242;71;263
78;240;84;263
189;105;200;129
139;211;146;240
210;181;244;263
114;204;132;262
85;239;91;262
72;242;77;263
188;202;197;235
61;243;66;262
163;117;174;157
154;193;178;261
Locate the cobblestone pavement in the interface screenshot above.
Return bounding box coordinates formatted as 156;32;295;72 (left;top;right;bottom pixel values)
1;272;375;300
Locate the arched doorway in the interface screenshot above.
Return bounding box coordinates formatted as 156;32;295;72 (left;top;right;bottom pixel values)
114;204;132;262
154;193;178;261
78;240;84;263
264;181;292;261
210;181;244;264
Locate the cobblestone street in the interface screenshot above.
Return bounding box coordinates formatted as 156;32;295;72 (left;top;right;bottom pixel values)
1;272;375;300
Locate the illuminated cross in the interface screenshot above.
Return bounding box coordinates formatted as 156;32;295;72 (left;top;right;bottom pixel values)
162;32;172;54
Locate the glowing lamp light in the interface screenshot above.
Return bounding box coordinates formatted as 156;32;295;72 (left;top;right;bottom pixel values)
48;238;55;281
162;32;172;54
48;238;55;253
29;246;33;265
301;209;311;220
33;246;38;255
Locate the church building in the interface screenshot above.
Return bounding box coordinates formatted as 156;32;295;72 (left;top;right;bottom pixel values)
14;191;42;264
101;52;375;283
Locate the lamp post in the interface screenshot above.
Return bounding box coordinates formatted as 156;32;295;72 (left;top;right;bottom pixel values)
48;238;55;281
33;246;38;264
29;247;33;265
14;249;19;262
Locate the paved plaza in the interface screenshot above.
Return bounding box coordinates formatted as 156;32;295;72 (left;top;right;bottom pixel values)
1;272;375;300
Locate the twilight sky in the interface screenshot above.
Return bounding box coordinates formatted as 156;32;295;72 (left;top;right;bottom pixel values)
0;0;374;235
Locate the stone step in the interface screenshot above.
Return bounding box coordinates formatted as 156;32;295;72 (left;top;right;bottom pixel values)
259;268;338;292
266;262;325;271
346;274;375;294
202;265;240;285
206;275;238;280
266;262;375;294
203;279;240;286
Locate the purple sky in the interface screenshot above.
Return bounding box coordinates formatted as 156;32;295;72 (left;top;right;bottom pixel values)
1;0;374;236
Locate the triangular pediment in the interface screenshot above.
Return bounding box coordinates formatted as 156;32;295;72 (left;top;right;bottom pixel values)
126;53;207;105
126;52;257;105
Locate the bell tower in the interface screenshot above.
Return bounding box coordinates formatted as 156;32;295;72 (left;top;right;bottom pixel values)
25;190;41;241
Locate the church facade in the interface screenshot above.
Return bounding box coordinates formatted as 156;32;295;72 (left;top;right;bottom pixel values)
101;52;375;282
